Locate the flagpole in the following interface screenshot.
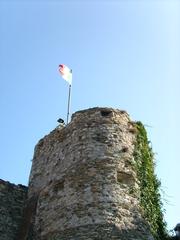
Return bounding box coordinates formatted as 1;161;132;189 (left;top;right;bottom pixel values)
67;84;71;124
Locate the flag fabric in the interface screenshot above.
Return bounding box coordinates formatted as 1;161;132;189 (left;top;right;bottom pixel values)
58;64;72;85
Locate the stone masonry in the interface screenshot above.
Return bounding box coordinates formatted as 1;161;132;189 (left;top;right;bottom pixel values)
26;107;154;240
0;179;27;240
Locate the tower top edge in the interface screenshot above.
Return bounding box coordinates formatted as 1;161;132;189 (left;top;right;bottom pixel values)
71;107;129;121
37;107;133;145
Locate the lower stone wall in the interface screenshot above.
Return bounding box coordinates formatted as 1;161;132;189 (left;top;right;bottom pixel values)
0;179;27;240
44;223;153;240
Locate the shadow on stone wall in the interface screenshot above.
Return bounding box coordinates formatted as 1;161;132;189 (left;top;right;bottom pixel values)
0;180;27;240
15;193;39;240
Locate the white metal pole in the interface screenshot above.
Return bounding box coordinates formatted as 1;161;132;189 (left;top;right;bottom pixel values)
67;84;71;124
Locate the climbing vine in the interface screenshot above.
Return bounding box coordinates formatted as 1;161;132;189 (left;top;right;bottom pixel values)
133;121;169;240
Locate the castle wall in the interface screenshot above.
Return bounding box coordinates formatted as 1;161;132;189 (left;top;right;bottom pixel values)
0;179;27;240
28;108;154;239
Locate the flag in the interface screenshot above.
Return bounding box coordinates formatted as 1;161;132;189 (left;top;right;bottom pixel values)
58;64;72;85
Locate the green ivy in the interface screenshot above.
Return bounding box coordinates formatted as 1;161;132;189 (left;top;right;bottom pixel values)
133;122;169;240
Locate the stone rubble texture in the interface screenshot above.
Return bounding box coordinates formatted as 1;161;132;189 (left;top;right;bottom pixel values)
0;179;27;240
26;107;154;240
0;107;156;240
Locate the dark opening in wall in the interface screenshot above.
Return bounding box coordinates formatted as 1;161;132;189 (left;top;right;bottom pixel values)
120;110;126;114
117;171;134;186
53;180;64;193
93;133;108;143
121;147;128;153
100;110;112;117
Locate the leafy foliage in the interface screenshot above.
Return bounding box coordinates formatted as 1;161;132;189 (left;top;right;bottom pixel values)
133;122;169;240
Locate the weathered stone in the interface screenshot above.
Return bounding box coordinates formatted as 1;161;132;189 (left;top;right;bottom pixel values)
0;179;27;240
27;107;154;239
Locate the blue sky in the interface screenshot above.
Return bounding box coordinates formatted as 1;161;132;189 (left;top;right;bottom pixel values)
0;0;179;231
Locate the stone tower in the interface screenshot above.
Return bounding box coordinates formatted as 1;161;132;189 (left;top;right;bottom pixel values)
26;107;154;240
